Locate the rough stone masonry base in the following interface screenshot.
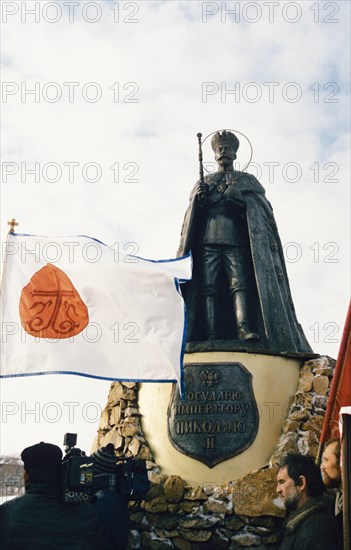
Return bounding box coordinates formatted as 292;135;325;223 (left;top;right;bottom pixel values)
92;355;334;549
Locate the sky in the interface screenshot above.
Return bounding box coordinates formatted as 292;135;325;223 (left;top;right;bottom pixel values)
0;0;350;457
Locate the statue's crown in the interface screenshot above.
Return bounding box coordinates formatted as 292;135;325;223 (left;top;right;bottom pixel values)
211;130;239;152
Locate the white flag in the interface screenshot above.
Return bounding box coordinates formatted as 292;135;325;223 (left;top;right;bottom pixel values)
1;234;191;391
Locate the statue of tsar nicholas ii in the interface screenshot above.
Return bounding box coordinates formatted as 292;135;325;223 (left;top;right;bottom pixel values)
177;130;312;354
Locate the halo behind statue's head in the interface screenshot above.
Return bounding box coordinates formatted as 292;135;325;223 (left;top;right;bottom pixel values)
201;129;253;173
211;130;240;153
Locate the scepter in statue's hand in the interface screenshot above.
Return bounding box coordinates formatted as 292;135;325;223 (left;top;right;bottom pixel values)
197;132;207;200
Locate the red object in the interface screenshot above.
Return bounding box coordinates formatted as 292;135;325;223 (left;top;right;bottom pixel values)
320;301;351;443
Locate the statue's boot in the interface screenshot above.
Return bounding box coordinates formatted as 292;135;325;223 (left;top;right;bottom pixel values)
204;296;217;340
233;290;259;341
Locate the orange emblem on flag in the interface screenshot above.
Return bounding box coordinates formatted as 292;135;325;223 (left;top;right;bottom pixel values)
19;264;89;339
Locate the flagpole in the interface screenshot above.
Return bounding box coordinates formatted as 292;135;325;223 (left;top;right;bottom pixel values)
0;219;19;296
316;301;351;465
341;412;350;550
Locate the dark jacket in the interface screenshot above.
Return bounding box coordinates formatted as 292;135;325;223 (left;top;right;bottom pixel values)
276;496;343;550
94;488;129;550
326;488;343;542
0;481;101;550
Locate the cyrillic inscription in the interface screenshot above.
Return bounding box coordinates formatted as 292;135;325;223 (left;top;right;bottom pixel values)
167;363;259;467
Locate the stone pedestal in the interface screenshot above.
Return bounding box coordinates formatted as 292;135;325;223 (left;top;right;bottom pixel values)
138;351;302;485
93;355;336;548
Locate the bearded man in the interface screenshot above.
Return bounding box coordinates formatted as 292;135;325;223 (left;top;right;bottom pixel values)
321;439;343;534
276;453;342;550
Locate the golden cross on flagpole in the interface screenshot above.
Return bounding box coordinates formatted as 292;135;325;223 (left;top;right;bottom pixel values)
7;218;19;233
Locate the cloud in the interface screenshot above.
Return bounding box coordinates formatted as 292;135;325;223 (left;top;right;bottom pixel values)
1;0;350;454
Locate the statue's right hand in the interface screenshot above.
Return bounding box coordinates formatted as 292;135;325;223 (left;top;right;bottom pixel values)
196;181;207;198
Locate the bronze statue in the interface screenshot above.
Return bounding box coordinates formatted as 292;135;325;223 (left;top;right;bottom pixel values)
177;130;312;354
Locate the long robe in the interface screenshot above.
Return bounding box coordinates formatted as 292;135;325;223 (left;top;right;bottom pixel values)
177;171;312;354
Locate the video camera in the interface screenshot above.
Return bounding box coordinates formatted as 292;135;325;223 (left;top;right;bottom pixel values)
61;433;95;503
61;433;150;504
